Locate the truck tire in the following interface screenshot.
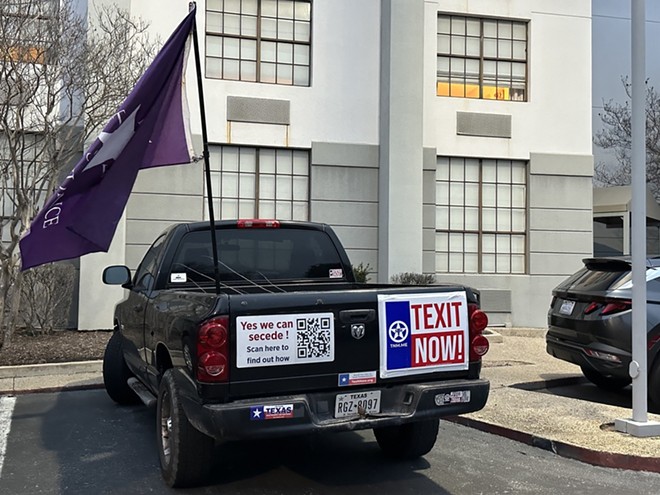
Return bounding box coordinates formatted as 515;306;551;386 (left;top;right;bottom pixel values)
102;331;138;405
157;369;214;487
374;418;440;459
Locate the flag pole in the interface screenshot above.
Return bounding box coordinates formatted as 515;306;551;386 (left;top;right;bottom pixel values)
190;2;221;295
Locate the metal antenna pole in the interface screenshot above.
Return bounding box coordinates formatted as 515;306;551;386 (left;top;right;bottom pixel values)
190;2;221;295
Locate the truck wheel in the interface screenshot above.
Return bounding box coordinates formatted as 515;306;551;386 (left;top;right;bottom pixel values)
374;419;440;459
102;331;138;405
580;365;631;391
157;369;214;487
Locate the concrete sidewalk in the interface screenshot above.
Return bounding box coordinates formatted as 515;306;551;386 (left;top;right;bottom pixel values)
0;330;659;472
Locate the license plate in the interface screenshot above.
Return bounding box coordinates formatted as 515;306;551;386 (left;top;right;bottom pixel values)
559;299;575;315
334;391;381;418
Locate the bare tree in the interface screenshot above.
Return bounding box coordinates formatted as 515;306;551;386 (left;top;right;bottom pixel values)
18;262;76;335
594;76;660;199
0;0;159;345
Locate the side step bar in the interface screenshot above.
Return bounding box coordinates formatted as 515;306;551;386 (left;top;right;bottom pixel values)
128;377;157;407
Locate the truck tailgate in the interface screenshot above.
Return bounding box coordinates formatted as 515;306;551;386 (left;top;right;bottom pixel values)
228;286;473;398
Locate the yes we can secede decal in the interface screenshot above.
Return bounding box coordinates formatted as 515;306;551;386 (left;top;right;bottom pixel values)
378;292;470;378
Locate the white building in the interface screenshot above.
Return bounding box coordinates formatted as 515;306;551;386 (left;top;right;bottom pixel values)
79;0;593;329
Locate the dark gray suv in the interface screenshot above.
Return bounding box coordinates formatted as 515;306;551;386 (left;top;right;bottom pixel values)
546;257;660;410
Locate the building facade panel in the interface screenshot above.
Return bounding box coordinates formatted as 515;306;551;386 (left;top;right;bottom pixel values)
310;201;378;227
126;194;202;222
528;175;593;210
529;152;593;177
132;162;204;195
330;225;378;251
125;220;177;246
529;253;587;276
310;166;378;202
311;142;379;168
529;208;594;232
530;231;593;254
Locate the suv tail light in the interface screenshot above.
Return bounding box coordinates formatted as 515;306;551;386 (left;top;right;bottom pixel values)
601;300;631;316
584;302;601;315
197;316;229;383
467;303;489;360
649;334;660;351
583;300;631;316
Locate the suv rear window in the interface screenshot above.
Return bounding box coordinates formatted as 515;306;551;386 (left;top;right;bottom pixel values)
557;260;660;293
169;228;345;284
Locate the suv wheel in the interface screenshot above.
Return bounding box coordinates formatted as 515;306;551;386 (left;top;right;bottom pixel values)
581;365;631;391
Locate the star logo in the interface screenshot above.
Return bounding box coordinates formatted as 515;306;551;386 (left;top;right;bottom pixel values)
250;406;264;420
388;320;409;343
339;374;349;386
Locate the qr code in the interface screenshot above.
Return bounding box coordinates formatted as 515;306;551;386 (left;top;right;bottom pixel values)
296;316;332;360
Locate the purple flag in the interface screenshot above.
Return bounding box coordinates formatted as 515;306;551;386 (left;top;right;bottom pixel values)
20;7;197;270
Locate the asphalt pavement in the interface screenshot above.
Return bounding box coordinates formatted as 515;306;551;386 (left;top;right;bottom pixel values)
0;329;659;472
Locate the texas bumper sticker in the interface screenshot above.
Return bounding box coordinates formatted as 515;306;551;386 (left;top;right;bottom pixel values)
250;404;295;420
378;292;469;378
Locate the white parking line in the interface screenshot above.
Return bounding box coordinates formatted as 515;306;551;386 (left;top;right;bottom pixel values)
0;396;16;478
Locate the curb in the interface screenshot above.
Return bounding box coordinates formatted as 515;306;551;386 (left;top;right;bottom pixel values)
495;327;547;338
0;360;102;379
0;360;103;396
483;328;504;344
3;382;105;396
446;415;660;474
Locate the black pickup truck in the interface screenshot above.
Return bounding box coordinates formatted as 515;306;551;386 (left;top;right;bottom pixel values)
102;219;490;487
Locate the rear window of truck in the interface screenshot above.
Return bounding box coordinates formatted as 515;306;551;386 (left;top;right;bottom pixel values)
169;228;346;284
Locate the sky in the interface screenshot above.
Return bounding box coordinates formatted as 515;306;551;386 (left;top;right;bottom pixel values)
592;0;660;168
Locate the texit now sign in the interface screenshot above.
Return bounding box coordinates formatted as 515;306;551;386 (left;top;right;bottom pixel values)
378;291;470;378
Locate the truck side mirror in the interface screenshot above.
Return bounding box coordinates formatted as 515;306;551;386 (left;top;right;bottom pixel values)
103;265;132;288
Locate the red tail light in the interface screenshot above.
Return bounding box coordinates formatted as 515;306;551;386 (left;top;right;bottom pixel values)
649;335;660;351
584;302;601;315
467;303;489;360
237;219;280;228
601;300;631;316
471;335;490;357
197;316;229;383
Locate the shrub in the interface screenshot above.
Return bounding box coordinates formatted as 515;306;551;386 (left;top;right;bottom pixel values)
352;262;372;283
390;272;436;285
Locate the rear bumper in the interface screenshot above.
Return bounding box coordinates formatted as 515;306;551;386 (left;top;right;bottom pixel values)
180;377;490;441
546;329;631;377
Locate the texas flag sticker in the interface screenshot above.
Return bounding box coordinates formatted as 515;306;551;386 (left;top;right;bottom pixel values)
378;292;470;378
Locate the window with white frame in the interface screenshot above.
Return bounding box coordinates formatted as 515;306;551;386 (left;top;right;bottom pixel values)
2;0;57;65
205;0;311;85
437;14;527;101
208;146;309;220
435;157;527;274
